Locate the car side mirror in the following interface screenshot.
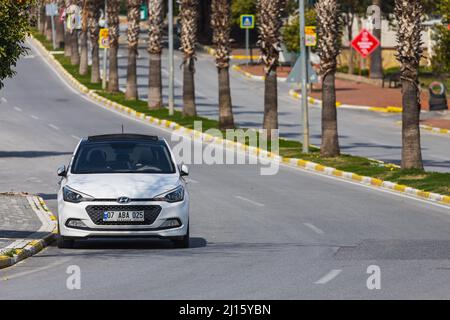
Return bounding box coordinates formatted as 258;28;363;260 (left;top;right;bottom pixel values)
57;165;67;177
180;164;189;176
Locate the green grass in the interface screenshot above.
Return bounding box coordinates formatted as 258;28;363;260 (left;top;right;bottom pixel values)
30;28;450;196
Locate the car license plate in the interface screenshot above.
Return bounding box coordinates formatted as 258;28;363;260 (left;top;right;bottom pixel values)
103;211;145;222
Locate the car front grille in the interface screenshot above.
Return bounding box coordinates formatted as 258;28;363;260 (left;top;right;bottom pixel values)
85;205;162;225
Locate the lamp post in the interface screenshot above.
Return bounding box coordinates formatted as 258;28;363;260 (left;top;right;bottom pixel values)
168;0;174;115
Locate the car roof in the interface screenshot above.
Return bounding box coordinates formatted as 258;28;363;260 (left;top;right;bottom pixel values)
84;134;162;143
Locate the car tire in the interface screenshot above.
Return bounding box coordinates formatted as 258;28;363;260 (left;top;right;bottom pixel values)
57;236;75;249
172;225;190;249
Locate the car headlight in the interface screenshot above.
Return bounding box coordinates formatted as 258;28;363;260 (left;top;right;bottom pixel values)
153;186;184;203
63;186;93;203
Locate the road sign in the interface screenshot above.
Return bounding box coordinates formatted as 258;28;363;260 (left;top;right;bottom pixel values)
66;4;82;31
99;28;109;49
45;3;58;16
351;28;380;58
305;26;317;47
287;53;319;84
240;15;255;29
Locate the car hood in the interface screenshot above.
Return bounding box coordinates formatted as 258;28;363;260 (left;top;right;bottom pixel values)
65;173;182;199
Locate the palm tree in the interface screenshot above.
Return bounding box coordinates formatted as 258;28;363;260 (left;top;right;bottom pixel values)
67;1;80;65
79;0;89;75
107;0;120;92
38;1;46;34
211;0;235;129
64;0;72;57
179;0;199;117
147;0;164;107
395;0;424;169
316;0;342;157
124;0;141;100
88;0;101;83
257;0;285;138
55;0;65;48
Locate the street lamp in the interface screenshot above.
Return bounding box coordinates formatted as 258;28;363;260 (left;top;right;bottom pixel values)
168;0;174;116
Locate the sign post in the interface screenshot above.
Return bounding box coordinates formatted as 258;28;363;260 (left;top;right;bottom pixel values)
299;0;309;153
45;3;58;50
101;1;108;90
168;0;174;115
240;15;255;65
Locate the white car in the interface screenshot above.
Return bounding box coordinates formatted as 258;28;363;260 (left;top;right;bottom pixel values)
56;134;190;249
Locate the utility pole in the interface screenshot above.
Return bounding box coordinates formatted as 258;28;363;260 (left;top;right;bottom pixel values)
299;0;309;153
102;0;108;90
168;0;174;115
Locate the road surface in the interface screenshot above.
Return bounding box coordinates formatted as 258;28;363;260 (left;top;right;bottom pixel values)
0;41;450;299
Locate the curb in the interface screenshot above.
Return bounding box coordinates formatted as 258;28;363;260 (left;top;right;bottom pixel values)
0;196;57;269
232;65;287;83
28;36;450;208
198;44;261;61
288;89;403;113
395;121;450;136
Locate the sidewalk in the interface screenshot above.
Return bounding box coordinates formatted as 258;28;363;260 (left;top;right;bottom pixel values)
0;193;56;269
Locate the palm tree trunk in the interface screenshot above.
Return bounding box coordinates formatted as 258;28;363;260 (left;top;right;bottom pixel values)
107;0;120;92
108;44;119;92
263;70;278;138
79;30;88;75
70;31;80;65
64;29;72;56
321;73;340;157
125;47;138;100
401;80;423;169
370;0;383;79
39;5;46;34
126;0;142;101
88;0;101;83
218;67;234;129
148;54;163;108
55;16;65;49
183;60;197;117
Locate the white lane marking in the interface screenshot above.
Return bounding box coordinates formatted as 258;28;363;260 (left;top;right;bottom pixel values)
30;115;40;120
14;106;22;112
186;178;199;184
0;97;7;103
235;195;265;207
314;269;342;284
1;257;72;281
71;134;81;140
303;222;325;235
48;124;59;130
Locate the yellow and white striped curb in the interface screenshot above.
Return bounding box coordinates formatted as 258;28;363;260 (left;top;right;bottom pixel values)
29;36;450;209
288;88;403;113
395;121;450;136
0;196;57;269
232;65;287;82
198;44;261;60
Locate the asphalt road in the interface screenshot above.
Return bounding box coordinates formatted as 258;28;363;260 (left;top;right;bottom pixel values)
0;41;450;299
111;31;450;172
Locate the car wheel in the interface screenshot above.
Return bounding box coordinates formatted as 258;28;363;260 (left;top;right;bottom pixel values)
172;225;190;249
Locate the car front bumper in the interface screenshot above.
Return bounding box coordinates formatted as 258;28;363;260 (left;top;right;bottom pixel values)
58;197;189;239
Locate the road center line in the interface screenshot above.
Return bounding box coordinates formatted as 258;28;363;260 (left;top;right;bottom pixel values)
30;115;40;120
186;178;199;184
71;135;81;140
48;124;59;130
0;97;6;103
235;195;265;207
314;269;342;284
303;222;325;235
14;106;22;112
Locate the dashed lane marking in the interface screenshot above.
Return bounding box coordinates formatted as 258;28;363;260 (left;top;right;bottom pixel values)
314;269;342;284
303;222;325;235
235;195;265;207
48;124;59;130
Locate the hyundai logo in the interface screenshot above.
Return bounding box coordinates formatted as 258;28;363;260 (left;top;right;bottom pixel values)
117;197;131;204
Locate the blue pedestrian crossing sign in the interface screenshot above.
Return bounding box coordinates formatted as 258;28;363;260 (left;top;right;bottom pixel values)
240;15;255;29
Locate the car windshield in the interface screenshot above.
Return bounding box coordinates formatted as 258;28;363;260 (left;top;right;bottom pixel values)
71;141;176;174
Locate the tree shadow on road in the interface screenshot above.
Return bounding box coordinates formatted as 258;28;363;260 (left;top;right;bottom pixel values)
0;151;71;158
